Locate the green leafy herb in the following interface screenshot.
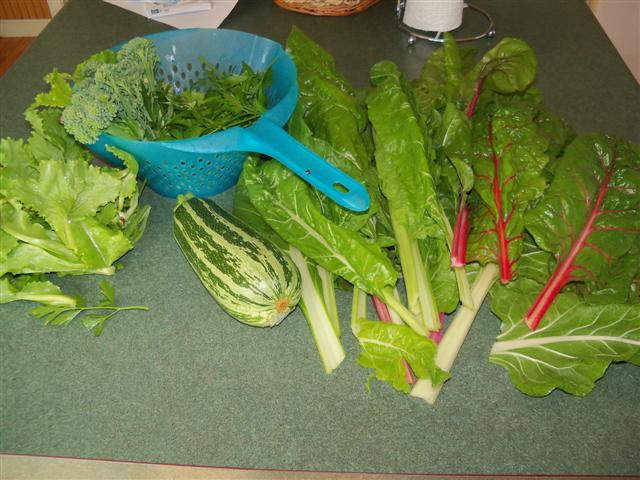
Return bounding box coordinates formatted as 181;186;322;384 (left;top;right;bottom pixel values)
29;280;148;336
33;37;272;144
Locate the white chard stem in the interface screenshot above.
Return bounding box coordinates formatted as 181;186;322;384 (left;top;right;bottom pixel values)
410;263;499;404
289;247;345;374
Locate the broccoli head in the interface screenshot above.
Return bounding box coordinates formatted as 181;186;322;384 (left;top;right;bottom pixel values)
61;78;118;145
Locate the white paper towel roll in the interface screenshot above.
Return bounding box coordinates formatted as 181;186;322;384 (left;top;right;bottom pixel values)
403;0;464;32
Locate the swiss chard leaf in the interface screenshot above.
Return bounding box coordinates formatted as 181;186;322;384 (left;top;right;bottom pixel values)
470;37;537;95
241;157;398;295
286;27;378;233
524;134;640;328
367;60;446;240
356;319;449;393
490;277;640;397
466;105;549;283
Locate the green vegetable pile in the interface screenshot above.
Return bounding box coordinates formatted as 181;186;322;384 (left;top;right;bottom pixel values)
33;37;271;144
234;27;639;401
0;106;150;335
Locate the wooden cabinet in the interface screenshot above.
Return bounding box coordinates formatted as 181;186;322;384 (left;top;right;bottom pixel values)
0;0;52;19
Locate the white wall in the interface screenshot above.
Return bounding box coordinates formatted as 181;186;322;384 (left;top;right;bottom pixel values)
588;0;640;83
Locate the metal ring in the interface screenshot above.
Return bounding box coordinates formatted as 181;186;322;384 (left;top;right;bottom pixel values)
396;2;495;44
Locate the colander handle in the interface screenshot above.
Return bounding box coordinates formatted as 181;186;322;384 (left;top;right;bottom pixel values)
246;118;371;212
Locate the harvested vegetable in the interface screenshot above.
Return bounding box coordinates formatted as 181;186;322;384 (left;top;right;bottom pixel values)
233;169;345;372
0;106;150;335
173;196;301;327
490;277;640;397
523;134;640;329
32;37;271;144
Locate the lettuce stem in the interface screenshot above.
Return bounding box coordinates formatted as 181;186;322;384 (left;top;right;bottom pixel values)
410;263;499;404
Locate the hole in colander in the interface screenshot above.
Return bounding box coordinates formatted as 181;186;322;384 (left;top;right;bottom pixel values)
158;68;165;77
206;160;212;166
172;64;178;73
167;74;173;82
181;71;186;79
197;158;204;163
187;63;192;71
180;160;186;166
175;80;181;88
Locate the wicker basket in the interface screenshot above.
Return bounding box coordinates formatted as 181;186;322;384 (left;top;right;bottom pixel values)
273;0;380;16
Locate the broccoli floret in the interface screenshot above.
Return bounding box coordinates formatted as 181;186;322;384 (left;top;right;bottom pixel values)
61;78;118;144
61;37;161;143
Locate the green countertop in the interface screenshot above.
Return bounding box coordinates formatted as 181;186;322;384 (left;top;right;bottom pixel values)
1;0;639;476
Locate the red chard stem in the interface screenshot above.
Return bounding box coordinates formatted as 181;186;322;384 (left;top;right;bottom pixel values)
466;77;485;119
525;150;616;330
488;121;513;284
451;198;470;267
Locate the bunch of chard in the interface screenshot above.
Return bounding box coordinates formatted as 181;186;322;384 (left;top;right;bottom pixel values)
237;27;640;400
409;34;639;401
235;27;451;390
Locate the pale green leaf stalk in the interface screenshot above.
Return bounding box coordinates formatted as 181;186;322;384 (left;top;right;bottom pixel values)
317;266;340;337
289;246;345;373
410;263;499;404
350;286;368;337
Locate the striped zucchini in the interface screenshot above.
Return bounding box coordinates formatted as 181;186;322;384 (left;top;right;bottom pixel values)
173;197;301;327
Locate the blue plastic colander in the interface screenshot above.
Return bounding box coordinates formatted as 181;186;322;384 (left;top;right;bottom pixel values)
88;28;370;212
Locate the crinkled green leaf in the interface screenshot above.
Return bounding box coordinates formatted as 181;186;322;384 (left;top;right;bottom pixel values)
356;319;449;393
467;105;549;282
242;157;397;295
286;28;378;232
287;107;376;232
472;37;537;95
0;275;75;307
25;107;92;163
1;200;81;263
367;60;446;239
286;26;365;130
525;134;640;295
2;159;131;246
420;236;459;314
30;68;73;109
439;102;474;193
490;277;640;396
517;234;553;281
66;216;132;269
